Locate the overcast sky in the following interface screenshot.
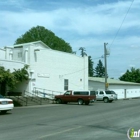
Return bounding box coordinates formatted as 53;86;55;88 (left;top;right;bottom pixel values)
0;0;139;79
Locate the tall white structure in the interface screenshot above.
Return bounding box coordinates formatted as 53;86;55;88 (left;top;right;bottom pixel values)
0;41;88;96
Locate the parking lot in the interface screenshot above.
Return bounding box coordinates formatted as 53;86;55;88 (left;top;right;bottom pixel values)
1;99;140;140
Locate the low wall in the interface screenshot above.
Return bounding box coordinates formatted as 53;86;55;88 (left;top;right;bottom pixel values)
0;59;25;72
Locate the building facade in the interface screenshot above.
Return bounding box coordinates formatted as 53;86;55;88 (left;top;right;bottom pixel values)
88;77;140;99
0;41;88;96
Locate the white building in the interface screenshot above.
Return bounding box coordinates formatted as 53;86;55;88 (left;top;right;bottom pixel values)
88;77;140;99
0;41;88;97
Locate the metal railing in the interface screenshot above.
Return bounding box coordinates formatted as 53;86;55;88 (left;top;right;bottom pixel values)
33;87;64;100
24;90;42;105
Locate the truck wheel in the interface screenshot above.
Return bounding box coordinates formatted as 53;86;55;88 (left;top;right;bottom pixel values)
78;99;83;105
104;98;109;103
56;99;62;104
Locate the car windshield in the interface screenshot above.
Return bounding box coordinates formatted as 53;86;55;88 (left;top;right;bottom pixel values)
64;91;71;95
0;94;4;98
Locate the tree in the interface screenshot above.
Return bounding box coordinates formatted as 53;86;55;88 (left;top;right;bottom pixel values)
0;65;29;90
12;65;29;83
79;48;93;77
14;26;72;53
88;56;94;77
119;67;140;83
0;67;15;89
79;47;87;57
94;60;105;77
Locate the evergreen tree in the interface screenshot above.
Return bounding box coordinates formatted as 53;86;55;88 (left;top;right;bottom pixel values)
79;47;87;57
88;56;94;77
94;60;105;77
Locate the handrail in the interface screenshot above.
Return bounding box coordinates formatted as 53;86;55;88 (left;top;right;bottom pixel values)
33;87;64;100
5;94;27;106
24;90;42;105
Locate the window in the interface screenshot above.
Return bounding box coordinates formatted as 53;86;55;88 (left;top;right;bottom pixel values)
90;91;98;95
64;91;71;95
105;91;116;94
64;79;69;90
99;91;104;95
73;91;89;95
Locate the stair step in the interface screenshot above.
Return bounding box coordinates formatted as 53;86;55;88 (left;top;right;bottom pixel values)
6;96;53;106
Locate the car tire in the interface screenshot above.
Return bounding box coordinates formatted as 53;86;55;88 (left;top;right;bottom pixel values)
78;99;83;105
56;99;62;104
104;98;109;103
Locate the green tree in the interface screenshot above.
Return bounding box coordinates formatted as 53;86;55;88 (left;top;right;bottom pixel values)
0;67;15;89
12;65;29;83
119;67;140;83
94;60;105;77
0;65;29;90
14;26;72;53
88;56;94;77
79;48;93;77
79;47;87;57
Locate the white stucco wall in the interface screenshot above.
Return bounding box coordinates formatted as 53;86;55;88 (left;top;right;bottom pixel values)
0;48;5;59
10;80;29;95
109;89;140;99
88;80;140;99
27;47;88;93
0;42;88;96
88;81;104;90
0;59;25;72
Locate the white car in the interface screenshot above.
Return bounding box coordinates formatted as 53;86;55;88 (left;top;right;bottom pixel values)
0;94;14;114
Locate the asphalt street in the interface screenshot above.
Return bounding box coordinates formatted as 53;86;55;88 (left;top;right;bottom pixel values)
1;99;140;140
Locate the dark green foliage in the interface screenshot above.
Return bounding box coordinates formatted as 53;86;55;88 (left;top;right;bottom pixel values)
79;47;94;77
119;67;140;83
14;26;72;53
94;60;105;77
0;67;15;88
79;47;87;57
13;65;29;82
88;56;94;77
0;65;29;89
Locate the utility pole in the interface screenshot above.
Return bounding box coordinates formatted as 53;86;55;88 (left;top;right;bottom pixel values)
104;43;108;91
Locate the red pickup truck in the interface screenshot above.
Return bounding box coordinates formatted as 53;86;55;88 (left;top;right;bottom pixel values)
55;90;96;105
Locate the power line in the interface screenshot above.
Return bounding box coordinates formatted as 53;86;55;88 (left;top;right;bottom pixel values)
62;67;88;76
110;0;134;47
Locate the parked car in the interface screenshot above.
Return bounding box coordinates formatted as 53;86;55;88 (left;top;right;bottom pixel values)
0;94;14;114
91;90;117;103
55;90;96;105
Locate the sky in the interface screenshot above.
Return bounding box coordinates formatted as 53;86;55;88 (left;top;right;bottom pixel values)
0;0;140;79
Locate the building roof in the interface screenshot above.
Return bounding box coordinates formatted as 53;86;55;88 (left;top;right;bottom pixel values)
5;41;51;49
88;77;140;86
